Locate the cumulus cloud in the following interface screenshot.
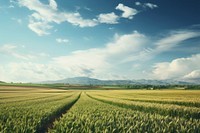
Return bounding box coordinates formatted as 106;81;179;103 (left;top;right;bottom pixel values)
1;28;199;82
49;0;57;10
52;31;149;78
152;54;200;80
149;30;200;81
98;12;119;24
17;0;98;35
184;70;200;80
53;30;199;79
17;0;140;36
17;0;147;36
56;38;69;43
116;3;138;19
28;16;52;36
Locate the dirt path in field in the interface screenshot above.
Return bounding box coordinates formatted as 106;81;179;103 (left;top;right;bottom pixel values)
36;93;81;133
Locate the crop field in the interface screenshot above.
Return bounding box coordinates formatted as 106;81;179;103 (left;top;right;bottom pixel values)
0;86;200;133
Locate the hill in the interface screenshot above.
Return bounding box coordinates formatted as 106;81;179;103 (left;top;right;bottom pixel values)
39;77;193;85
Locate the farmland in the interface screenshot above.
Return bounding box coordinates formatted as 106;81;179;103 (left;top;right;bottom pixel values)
0;86;200;133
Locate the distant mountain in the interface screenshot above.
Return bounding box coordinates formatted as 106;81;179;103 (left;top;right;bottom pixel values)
133;79;193;85
55;77;101;85
0;81;5;83
39;77;194;85
40;77;101;85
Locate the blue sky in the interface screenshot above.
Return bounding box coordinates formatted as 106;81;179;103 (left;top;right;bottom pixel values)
0;0;200;83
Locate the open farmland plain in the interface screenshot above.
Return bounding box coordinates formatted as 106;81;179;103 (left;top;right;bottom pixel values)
0;86;200;133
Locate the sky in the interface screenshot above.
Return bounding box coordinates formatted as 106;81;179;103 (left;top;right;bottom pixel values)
0;0;200;83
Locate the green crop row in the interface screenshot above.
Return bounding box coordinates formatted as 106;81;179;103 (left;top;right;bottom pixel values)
91;90;200;100
0;92;80;133
0;93;74;107
86;93;200;119
0;93;63;104
49;93;200;133
95;93;200;108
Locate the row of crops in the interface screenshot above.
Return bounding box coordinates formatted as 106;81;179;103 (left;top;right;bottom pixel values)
0;87;80;133
1;88;200;133
49;92;200;133
89;90;200;103
87;93;200;120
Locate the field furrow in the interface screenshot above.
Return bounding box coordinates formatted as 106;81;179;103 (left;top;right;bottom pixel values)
37;93;81;133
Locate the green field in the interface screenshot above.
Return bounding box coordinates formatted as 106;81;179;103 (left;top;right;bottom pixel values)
0;86;200;133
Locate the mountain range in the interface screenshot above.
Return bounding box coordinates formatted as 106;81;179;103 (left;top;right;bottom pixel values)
39;77;194;85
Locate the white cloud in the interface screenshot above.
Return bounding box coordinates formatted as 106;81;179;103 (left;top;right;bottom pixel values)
135;2;141;6
106;32;147;57
0;44;49;60
122;30;200;62
17;0;145;36
1;28;199;82
52;31;148;78
49;0;57;10
0;44;35;60
184;70;200;80
122;30;200;63
155;30;200;52
98;12;119;24
17;0;98;35
0;62;64;82
144;3;158;9
0;45;56;82
135;2;158;9
152;54;200;80
116;3;138;19
63;12;98;27
28;18;52;36
47;29;200;80
56;38;69;43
